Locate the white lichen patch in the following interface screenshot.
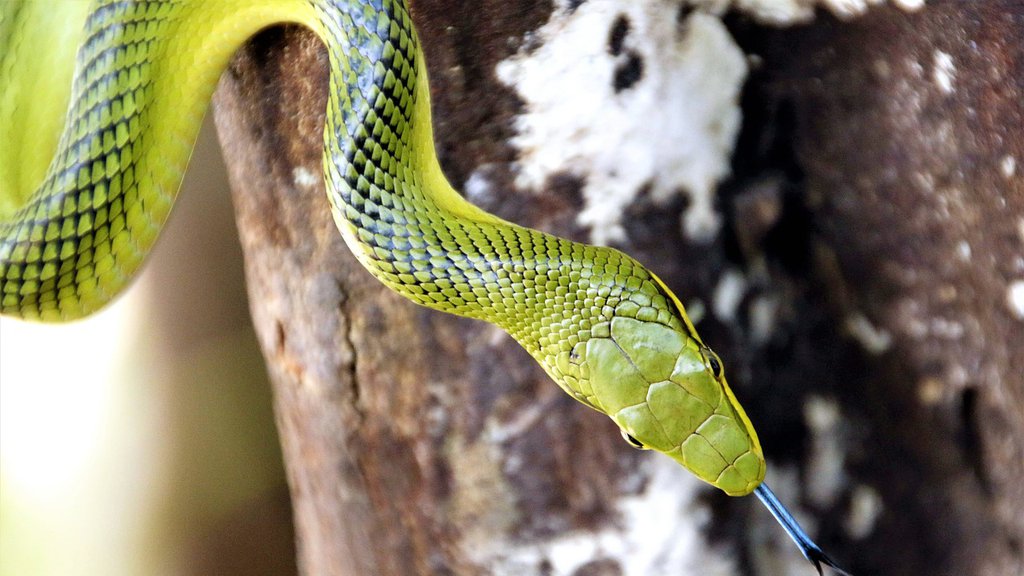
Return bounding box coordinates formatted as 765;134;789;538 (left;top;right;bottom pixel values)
464;458;734;576
1008;280;1024;320
844;312;893;354
844;484;883;539
749;295;780;344
291;166;318;189
685;298;707;325
893;0;926;9
932;50;956;94
956;240;972;262
803;396;846;508
464;167;497;206
929;316;964;339
1000;154;1017;179
702;0;925;25
481;399;549;445
497;0;747;244
712;268;747;322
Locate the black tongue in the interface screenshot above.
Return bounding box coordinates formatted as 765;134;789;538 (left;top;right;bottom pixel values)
807;547;854;576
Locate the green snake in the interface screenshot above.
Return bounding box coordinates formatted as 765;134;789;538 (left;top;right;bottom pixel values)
0;1;849;573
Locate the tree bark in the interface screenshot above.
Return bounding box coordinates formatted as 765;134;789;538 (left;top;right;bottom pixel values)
729;4;1024;576
210;1;1023;575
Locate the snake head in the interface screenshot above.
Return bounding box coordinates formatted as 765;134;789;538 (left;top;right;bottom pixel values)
577;313;766;496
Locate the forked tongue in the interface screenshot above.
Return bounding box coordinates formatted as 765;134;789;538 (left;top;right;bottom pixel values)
754;483;853;576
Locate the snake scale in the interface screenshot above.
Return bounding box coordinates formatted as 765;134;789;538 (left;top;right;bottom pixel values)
0;1;848;573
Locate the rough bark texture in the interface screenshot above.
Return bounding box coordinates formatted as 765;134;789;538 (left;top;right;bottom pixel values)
727;4;1023;575
210;1;1022;575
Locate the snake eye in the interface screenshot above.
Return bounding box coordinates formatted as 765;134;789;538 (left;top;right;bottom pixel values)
620;429;647;450
707;352;723;378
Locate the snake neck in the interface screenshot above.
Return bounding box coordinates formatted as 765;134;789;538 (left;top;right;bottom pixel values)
316;0;503;266
314;1;698;370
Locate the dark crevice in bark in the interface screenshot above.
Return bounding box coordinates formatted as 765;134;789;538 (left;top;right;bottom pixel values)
958;387;989;495
340;293;366;425
721;3;1024;575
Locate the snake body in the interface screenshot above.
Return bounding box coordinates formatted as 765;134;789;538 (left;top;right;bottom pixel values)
1;1;847;572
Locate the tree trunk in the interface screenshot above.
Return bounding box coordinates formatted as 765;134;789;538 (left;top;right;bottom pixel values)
729;4;1024;576
210;1;1023;575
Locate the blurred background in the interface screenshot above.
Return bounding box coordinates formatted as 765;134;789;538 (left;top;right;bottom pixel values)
0;118;297;576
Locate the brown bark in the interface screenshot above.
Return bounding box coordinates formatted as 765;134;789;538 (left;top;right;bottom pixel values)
727;2;1024;575
210;1;1023;575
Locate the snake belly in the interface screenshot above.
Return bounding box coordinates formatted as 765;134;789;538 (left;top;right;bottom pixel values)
0;0;766;496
